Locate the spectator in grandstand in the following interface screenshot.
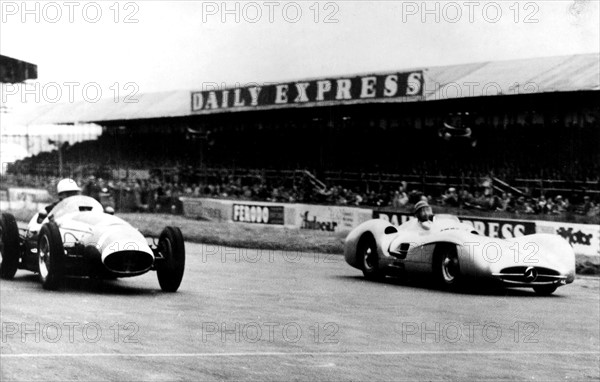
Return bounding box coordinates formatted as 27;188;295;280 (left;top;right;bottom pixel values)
457;188;475;209
351;189;364;206
524;200;536;214
140;180;152;206
391;191;402;208
133;180;144;211
536;195;547;214
407;189;423;205
442;187;459;207
499;192;514;212
582;196;593;215
545;197;557;215
391;185;409;208
468;190;485;210
491;194;505;211
554;195;566;214
589;203;600;218
82;176;101;202
191;183;201;197
583;197;600;217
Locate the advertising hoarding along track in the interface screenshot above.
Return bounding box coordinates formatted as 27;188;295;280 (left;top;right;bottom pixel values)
374;210;534;239
232;204;284;225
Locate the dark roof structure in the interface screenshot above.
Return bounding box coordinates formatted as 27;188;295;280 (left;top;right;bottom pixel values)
0;55;38;83
18;53;600;125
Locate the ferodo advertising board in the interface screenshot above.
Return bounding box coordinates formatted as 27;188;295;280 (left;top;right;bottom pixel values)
535;221;600;257
373;210;536;239
232;203;284;225
297;205;372;232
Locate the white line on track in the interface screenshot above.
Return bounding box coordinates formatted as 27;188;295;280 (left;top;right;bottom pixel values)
2;351;599;358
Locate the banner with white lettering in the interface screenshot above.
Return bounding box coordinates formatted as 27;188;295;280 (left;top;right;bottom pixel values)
459;215;537;239
180;197;231;222
535;220;600;257
297;205;372;232
233;204;284;225
191;71;423;114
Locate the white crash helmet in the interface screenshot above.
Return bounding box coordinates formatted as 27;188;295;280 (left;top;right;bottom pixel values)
56;178;80;195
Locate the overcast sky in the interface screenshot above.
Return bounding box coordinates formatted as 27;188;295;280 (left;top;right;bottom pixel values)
1;0;599;101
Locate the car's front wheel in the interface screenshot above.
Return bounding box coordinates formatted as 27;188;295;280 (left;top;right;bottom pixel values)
37;223;65;290
0;213;20;279
156;226;185;292
433;244;461;289
358;233;385;281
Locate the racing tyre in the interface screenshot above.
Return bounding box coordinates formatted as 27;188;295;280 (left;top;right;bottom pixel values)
156;226;185;292
37;222;65;290
433;244;461;289
533;285;558;296
0;213;20;279
358;233;385;281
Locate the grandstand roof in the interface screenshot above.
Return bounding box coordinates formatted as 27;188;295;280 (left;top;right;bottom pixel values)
17;53;600;125
0;55;38;83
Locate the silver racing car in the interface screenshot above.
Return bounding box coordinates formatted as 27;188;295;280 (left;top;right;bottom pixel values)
344;215;575;295
0;195;185;292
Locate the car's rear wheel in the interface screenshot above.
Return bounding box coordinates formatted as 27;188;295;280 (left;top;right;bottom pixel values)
0;213;20;279
37;223;65;290
533;285;558;296
359;233;385;281
433;244;461;289
156;226;185;292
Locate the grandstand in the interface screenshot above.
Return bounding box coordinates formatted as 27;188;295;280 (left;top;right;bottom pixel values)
5;54;600;218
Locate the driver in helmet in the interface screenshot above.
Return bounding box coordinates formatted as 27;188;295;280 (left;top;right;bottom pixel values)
414;200;434;229
44;178;81;214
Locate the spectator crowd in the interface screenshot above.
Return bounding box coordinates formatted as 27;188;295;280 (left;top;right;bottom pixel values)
3;168;597;220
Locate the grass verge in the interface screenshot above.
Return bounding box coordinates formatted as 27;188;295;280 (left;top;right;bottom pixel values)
121;213;347;254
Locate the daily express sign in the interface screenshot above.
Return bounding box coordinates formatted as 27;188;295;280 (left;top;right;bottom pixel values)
191;71;423;113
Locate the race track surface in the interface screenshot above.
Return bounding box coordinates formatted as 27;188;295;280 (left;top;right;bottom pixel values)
1;242;599;381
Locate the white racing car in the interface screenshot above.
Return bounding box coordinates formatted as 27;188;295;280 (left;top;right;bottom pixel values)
344;215;575;295
0;195;185;292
